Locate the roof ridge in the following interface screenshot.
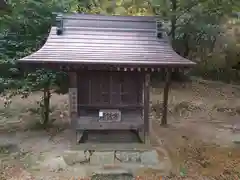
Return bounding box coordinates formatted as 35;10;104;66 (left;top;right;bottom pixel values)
63;27;156;32
62;13;157;22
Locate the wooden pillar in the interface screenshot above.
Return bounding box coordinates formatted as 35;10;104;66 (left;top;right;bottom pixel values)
69;72;82;143
69;72;78;126
161;69;171;126
143;73;150;144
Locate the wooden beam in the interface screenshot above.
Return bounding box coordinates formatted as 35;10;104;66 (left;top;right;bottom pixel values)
143;73;150;144
78;104;143;109
161;69;171;126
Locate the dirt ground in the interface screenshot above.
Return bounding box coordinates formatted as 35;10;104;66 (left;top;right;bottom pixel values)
1;79;240;179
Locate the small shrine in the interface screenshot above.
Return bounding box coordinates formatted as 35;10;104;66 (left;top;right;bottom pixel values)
18;13;195;144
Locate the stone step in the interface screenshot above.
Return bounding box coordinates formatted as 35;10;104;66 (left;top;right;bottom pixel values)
72;143;152;151
37;149;171;178
91;169;133;180
79;130;142;144
63;149;163;165
62;148;171;176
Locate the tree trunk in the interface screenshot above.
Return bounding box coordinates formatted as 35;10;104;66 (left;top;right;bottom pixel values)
210;36;216;53
42;84;51;127
161;70;171;126
170;0;177;43
183;33;190;58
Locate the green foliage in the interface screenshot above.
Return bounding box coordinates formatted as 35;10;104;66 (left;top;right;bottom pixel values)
77;0;154;15
0;0;68;91
0;0;73;126
151;0;240;82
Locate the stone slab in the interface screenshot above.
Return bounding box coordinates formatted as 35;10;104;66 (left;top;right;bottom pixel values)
91;173;134;180
90;151;115;165
72;143;152;151
90;168;133;180
140;150;160;165
63;150;89;165
92;168;131;175
41;156;68;172
69;166;88;178
114;162;167;176
115;151;141;163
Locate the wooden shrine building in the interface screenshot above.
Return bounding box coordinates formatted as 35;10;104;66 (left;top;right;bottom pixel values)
18;13;195;144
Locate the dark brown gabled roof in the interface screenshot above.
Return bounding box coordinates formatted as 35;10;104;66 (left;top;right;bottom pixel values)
19;13;195;68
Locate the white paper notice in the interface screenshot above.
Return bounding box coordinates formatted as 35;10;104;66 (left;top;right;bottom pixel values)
99;111;103;117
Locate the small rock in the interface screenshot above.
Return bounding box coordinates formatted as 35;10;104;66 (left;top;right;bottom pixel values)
140;150;160;165
63;150;88;165
90;151;115;165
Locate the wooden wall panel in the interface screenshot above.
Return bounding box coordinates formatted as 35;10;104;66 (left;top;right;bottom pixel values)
77;71;143;107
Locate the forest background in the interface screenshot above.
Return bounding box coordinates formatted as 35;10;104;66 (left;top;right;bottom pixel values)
0;0;239;125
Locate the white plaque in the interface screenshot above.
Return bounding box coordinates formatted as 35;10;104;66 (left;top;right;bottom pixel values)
99;111;103;117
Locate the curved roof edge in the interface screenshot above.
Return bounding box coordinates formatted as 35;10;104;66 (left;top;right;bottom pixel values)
19;13;196;68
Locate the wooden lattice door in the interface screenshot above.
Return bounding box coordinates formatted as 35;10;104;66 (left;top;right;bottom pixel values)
78;71;142;108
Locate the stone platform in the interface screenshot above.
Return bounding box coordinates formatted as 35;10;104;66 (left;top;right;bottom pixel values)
29;130;171;179
58;145;171;179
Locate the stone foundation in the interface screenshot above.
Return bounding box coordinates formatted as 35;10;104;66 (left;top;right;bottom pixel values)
60;149;171;179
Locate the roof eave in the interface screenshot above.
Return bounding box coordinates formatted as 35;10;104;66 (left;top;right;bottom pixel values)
18;58;196;68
